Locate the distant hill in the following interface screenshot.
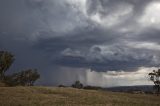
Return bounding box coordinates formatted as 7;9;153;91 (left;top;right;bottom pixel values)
105;85;154;93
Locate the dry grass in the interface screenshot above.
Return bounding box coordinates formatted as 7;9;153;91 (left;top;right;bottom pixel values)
0;86;160;106
0;82;7;87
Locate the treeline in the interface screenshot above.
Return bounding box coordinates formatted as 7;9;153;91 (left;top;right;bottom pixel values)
59;80;102;90
0;51;40;86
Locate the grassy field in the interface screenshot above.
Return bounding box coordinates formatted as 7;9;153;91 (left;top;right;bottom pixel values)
0;87;160;106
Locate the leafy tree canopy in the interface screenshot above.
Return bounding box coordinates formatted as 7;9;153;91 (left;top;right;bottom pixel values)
149;69;160;95
0;51;14;80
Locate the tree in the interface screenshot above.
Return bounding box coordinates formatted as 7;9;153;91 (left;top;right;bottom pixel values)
4;69;40;86
72;81;83;89
148;69;160;96
24;69;40;86
0;51;14;80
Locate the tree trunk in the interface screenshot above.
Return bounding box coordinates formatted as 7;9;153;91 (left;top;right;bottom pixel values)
0;71;5;81
157;85;160;96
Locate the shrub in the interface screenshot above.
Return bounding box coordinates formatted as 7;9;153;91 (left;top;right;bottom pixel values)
72;81;83;89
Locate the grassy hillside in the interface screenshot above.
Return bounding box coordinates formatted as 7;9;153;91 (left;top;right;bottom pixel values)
0;87;159;106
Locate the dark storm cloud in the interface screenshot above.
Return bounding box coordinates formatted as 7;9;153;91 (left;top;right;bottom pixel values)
1;0;160;86
33;28;159;71
130;28;160;43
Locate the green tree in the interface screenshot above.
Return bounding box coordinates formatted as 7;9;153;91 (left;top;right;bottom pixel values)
148;69;160;96
5;69;40;86
0;51;14;80
23;69;40;86
72;81;83;89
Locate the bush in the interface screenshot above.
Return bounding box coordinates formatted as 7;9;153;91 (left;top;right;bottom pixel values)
58;85;66;87
83;86;102;90
4;69;40;86
72;81;83;89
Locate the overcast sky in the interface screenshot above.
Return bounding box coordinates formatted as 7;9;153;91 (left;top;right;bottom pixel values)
1;0;160;87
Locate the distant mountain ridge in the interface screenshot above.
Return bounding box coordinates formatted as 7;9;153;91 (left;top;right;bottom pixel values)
105;85;154;93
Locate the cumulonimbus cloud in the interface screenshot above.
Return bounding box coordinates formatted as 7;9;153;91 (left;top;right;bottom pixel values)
1;0;160;86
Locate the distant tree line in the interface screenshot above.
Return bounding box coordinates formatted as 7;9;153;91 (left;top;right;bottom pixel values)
59;80;102;90
0;51;40;86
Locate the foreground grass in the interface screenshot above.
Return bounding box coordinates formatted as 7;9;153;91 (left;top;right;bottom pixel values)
0;87;159;106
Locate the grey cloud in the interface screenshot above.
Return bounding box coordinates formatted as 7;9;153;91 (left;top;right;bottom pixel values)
132;28;160;43
33;34;158;71
86;0;153;17
1;0;160;86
